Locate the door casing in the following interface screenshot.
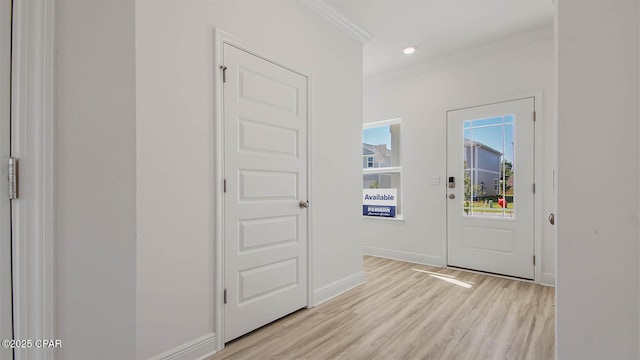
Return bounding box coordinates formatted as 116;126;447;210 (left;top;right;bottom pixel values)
0;2;13;358
443;91;544;283
213;29;314;351
8;1;56;359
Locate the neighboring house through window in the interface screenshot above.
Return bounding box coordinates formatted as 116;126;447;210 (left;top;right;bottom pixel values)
464;138;502;197
362;144;389;169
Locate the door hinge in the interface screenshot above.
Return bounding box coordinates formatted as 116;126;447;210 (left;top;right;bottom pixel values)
533;111;536;122
533;183;536;193
8;157;17;200
533;255;536;266
220;65;227;83
223;289;227;304
223;179;227;193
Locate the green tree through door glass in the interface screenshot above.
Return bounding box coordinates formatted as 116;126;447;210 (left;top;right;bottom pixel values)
462;115;515;218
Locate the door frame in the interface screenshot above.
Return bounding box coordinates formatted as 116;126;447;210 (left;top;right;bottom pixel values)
10;0;55;359
443;91;544;283
213;29;314;351
0;1;12;358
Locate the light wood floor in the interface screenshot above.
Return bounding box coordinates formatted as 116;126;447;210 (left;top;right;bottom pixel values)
210;256;555;360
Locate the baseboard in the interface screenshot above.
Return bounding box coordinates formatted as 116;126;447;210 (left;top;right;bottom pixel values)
148;333;218;360
313;271;366;306
363;246;444;268
540;273;556;287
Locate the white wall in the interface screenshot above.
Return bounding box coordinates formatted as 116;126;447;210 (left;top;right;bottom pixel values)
557;0;639;358
362;30;556;283
135;1;363;358
54;1;362;358
55;0;137;359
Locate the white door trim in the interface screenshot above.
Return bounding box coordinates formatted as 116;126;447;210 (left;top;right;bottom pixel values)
10;0;55;359
0;1;12;359
213;29;314;352
442;91;544;284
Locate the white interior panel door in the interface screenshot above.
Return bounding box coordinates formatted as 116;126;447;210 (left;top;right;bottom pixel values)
223;43;308;342
447;98;535;279
0;1;12;358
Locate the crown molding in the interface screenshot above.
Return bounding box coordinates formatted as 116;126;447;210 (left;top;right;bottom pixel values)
299;0;373;44
364;25;554;86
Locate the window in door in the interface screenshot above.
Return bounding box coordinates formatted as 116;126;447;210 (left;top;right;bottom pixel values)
463;115;515;217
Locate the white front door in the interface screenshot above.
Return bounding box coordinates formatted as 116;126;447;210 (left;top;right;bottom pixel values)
223;43;308;342
447;98;535;279
0;1;12;358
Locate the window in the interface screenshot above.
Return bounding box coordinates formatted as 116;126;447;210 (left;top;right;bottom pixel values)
462;115;515;217
362;119;402;219
364;156;374;168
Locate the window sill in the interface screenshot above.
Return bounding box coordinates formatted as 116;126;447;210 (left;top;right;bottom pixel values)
363;215;405;223
363;166;402;175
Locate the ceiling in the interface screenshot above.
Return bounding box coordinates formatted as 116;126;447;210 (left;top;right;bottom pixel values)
323;0;554;78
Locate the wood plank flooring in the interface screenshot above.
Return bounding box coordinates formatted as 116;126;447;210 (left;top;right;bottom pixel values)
209;256;555;360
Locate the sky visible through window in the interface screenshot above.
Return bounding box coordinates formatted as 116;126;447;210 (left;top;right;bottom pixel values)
463;115;514;162
363;125;391;149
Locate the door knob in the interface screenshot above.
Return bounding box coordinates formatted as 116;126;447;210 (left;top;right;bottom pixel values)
548;213;555;225
448;194;455;199
299;200;310;209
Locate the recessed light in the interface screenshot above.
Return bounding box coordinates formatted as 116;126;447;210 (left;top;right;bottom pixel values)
403;46;417;55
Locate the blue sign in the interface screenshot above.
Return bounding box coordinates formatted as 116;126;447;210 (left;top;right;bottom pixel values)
362;205;396;217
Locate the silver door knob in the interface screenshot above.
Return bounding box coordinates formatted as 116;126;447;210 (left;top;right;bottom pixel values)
548;213;555;225
448;194;455;199
299;200;310;209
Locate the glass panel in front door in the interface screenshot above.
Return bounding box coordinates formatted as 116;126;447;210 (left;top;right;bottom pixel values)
462;115;515;218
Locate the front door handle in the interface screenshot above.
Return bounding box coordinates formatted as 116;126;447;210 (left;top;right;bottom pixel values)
548;213;555;225
299;200;310;209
